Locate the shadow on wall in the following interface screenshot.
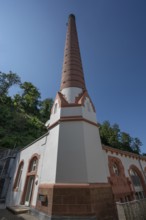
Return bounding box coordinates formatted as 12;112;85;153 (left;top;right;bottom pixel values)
5;151;21;206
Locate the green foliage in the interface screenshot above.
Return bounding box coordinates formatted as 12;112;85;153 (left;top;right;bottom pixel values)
99;121;142;154
0;101;47;149
0;71;21;99
20;82;41;115
39;98;54;122
0;71;53;149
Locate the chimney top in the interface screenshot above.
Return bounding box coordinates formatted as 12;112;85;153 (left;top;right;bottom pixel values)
69;14;75;19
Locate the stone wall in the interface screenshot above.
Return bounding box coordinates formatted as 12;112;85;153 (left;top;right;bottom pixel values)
116;199;146;220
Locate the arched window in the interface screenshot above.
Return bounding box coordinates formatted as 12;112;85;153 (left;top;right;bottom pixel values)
21;155;39;205
108;156;133;202
129;169;142;187
108;156;122;177
13;161;24;190
129;167;144;200
112;163;119;176
29;157;38;172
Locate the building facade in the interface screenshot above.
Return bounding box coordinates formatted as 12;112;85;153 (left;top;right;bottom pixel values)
3;14;146;220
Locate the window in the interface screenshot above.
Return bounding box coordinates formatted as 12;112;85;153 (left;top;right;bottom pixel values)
129;169;141;187
113;163;119;176
129;168;144;200
13;161;24;190
29;157;38;172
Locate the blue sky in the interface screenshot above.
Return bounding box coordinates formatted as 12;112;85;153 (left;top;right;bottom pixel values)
0;0;146;152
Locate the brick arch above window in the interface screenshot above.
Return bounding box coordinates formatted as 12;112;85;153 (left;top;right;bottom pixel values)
108;156;125;177
128;164;146;194
13;160;24;191
29;153;40;161
27;153;40;174
108;156;133;202
129;164;144;180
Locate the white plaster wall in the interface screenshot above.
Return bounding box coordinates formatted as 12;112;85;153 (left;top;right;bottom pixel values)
49;99;61;126
102;150;110;177
40;125;60;183
61;87;82;103
61;106;82;117
61;104;97;124
138;159;146;181
55;120;108;183
83;122;108;183
6;134;47;206
82;106;97;124
56;121;88;183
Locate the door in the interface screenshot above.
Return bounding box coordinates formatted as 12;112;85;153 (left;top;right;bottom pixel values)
24;176;35;206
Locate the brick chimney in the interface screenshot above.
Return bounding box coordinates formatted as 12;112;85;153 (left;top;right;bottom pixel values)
60;14;86;91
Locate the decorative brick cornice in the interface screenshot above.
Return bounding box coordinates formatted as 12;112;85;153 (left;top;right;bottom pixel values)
48;116;99;130
38;183;111;189
103;145;146;161
73;90;95;112
52;91;96;112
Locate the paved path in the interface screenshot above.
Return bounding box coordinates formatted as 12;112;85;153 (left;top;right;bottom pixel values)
0;209;38;220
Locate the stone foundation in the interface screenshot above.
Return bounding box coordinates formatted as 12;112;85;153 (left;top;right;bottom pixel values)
36;183;118;220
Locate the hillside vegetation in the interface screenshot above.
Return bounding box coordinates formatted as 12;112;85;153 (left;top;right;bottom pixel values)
0;71;53;148
0;71;142;154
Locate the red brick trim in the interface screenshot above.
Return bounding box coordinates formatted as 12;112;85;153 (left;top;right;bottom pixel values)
51;91;96;113
103;145;146;161
38;182;111;189
108;156;133;202
27;153;40;173
76;90;95;112
48;116;99;130
108;156;124;177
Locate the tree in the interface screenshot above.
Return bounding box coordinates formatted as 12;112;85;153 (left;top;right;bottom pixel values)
99;120;142;154
120;132;132;152
131;137;142;154
0;72;48;149
20;82;41;115
99;121;120;148
108;123;120;148
0;71;21;99
99;121;112;146
39;98;53;122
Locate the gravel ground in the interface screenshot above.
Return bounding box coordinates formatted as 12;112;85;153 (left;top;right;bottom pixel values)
0;209;38;220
